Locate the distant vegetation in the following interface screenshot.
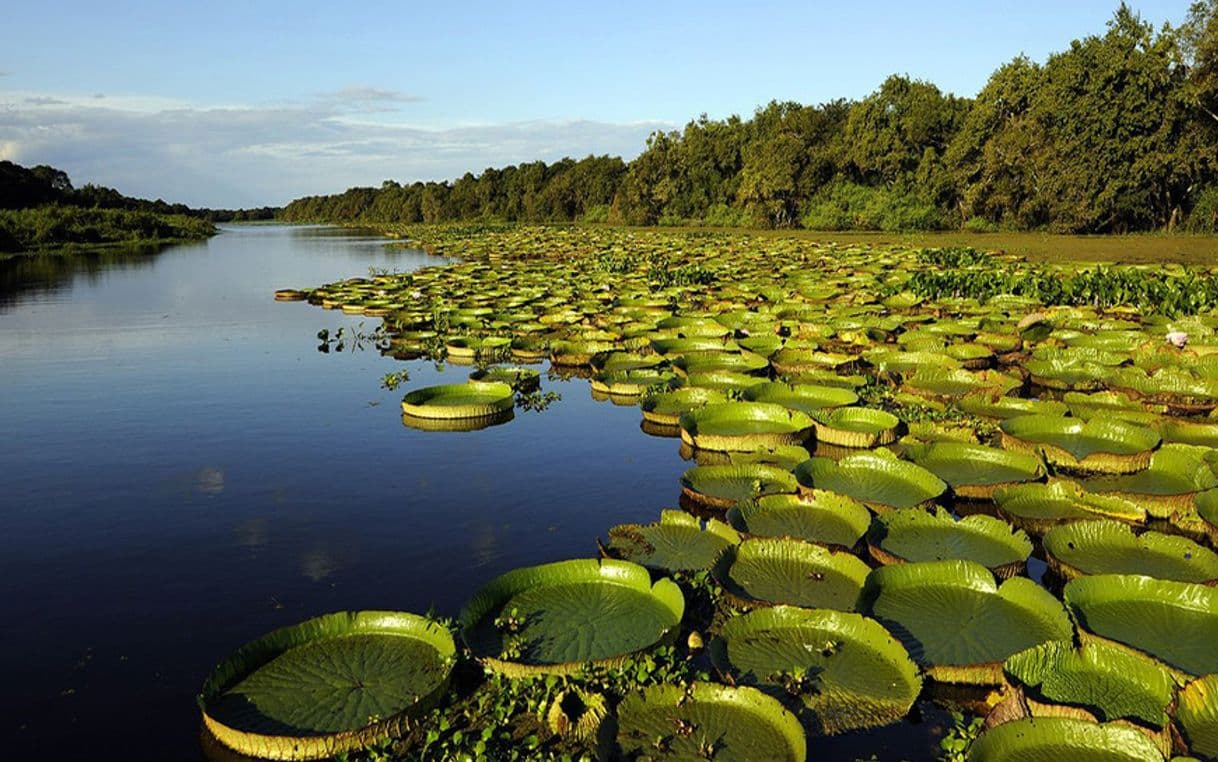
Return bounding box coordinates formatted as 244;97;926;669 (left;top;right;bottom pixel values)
0;160;277;253
283;4;1218;235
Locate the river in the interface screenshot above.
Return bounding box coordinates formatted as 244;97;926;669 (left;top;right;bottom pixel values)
0;225;692;758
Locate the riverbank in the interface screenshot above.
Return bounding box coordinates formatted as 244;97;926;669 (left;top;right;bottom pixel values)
0;206;217;257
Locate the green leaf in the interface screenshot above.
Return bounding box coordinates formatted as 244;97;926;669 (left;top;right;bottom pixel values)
710;606;921;735
616;683;806;761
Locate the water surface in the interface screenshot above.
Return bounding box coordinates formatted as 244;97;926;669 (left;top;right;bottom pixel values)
1;226;688;758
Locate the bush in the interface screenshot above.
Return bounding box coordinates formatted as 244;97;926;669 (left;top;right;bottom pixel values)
579;204;610;224
1184;187;1218;233
700;203;752;228
799;181;947;232
962;216;1000;233
0;206;215;252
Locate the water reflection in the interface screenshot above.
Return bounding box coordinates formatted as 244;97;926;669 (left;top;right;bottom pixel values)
233;518;269;550
195;467;225;496
0;242;169;310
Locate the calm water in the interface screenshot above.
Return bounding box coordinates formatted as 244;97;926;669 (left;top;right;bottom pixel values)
0;226;940;760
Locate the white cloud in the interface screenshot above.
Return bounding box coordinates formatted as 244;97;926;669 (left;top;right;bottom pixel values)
0;87;668;207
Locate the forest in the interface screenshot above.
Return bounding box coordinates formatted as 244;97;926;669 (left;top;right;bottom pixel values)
0;160;277;253
282;4;1218;234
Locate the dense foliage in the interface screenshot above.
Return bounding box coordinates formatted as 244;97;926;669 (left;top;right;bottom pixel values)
0;160;279;252
0;206;216;252
282;5;1218;234
0;159;282;252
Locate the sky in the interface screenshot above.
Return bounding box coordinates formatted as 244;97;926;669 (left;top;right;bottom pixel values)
0;1;1199;207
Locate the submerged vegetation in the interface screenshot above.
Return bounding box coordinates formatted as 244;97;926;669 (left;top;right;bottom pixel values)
199;224;1218;759
285;5;1218;235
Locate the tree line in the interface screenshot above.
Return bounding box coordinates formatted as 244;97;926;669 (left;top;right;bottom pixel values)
282;4;1218;234
0;160;279;222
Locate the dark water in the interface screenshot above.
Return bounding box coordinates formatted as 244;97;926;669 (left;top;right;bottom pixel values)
0;226;941;760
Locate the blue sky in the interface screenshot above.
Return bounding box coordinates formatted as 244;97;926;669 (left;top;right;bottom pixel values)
0;1;1196;206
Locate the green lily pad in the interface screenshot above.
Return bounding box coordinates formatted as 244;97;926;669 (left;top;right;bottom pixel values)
680;402;814;452
1043;520;1218;583
1000;415;1161;475
590;368;677;397
811;407;903;448
710;606;921;735
199;611;455;760
680;464;799;510
1079;444;1218;516
674;350;770;376
727;445;813;472
868;507;1032;577
958;393;1069;421
467;365;541;392
1004;640;1175;727
967;717;1167;761
640;386;727;427
713;537;870;610
616;683;806;762
1177;674;1218;760
859;560;1073;684
460;559;684;676
994;481;1147;536
742;381;859;413
907;441;1046;499
1065;574;1218;677
794;449;947;511
684;370;770;393
400;381;515;420
902;368;1021;401
605;510;740;573
726;490;872;547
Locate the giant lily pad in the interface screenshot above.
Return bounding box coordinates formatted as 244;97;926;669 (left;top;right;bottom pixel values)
859;560;1073;684
468;365;541;392
794;449;947;512
1177;674;1218;760
615;683;806;762
742;381;859;413
605;510;740;573
811;407;903;448
958;393;1069;421
1000;416;1161;475
674;350;770;376
710;606;921;735
679;402;814;452
907;441;1046;499
680;463;799;511
640;386;727;427
1043;521;1218;583
993;481;1147;536
1004;640;1175;727
460;559;684;676
590;368;677;397
1200;488;1218;544
726;490;872;548
1079;444;1218;517
867;507;1032;578
902;368;1021;402
712;537;870;610
728;445;813;471
400;381;515;420
1064;574;1218;677
199;611;455;760
966;717;1167;761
